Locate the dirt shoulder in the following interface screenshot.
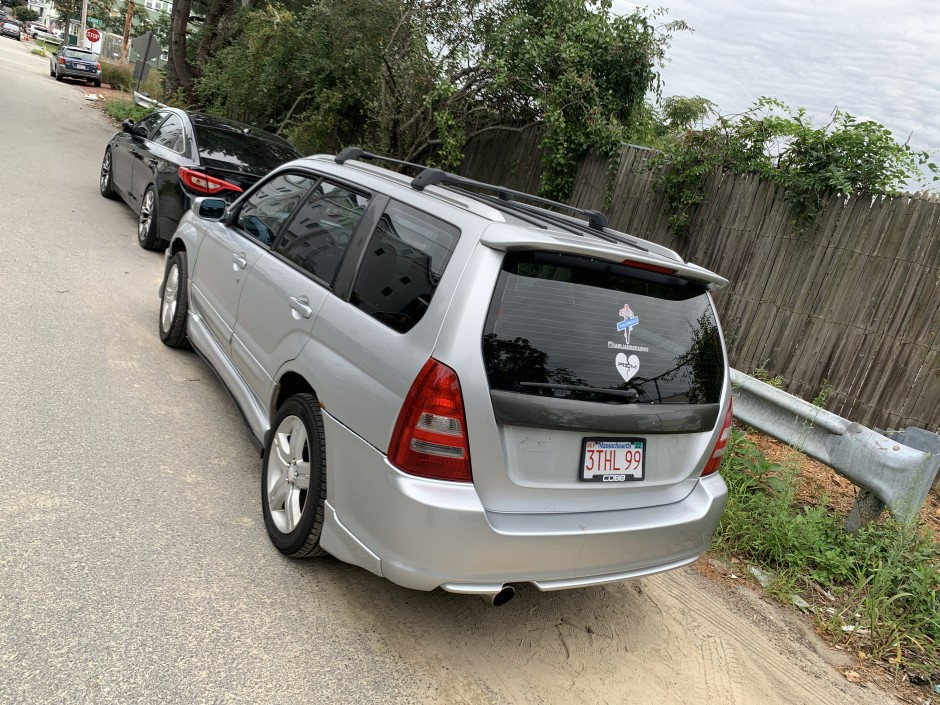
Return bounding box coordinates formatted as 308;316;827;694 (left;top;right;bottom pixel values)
331;556;897;705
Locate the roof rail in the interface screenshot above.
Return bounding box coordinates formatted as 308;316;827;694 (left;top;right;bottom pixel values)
334;147;431;173
412;169;608;232
332;146;610;233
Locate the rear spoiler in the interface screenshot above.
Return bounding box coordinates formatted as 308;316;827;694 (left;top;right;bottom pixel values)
480;226;729;290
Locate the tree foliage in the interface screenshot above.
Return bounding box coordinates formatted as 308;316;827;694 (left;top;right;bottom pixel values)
91;0;156;37
653;98;939;236
14;6;39;21
178;0;683;199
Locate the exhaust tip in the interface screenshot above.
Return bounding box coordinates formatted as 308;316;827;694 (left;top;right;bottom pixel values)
491;585;515;607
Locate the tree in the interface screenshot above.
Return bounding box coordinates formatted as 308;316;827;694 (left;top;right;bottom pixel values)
14;6;39;21
91;0;156;37
189;0;684;199
653;98;940;235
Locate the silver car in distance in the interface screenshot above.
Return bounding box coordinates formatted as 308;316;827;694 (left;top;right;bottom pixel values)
158;148;733;605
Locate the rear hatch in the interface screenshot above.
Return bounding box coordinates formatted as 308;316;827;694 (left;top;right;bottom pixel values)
454;231;729;514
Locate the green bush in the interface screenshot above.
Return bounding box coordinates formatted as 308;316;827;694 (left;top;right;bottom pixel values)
14;6;39;21
100;61;135;92
102;99;150;123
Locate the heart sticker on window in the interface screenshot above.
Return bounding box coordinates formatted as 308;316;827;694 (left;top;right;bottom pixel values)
615;353;640;383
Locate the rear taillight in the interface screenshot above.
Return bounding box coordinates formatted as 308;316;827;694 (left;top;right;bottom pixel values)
58;57;65;64
96;62;101;70
389;359;471;482
178;166;243;195
702;401;733;476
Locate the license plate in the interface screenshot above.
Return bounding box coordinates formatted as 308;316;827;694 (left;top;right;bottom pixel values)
580;438;645;482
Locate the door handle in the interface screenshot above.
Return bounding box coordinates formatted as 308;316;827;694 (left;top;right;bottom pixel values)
289;295;313;319
232;253;248;270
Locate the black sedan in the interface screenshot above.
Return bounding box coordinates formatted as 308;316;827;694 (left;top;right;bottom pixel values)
99;108;302;250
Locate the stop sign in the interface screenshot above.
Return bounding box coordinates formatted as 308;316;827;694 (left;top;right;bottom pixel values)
86;27;100;42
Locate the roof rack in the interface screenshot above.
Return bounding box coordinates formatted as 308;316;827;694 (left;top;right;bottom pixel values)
332;146;610;233
334;147;430;173
452;187;648;252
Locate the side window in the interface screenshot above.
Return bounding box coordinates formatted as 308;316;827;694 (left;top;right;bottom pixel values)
236;173;317;246
274;181;370;285
152;115;183;151
350;201;459;333
133;112;166;139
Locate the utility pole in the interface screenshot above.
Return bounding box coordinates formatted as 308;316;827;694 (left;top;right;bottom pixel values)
119;0;134;63
78;0;88;46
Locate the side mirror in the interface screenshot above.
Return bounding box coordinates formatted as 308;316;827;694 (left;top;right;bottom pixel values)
193;197;228;221
121;119;135;134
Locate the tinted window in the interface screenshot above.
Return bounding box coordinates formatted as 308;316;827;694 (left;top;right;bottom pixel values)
274;181;370;285
483;252;724;405
236;173;316;245
193;126;300;174
132;112;166;139
152;115;183;151
63;49;95;59
350;201;459;333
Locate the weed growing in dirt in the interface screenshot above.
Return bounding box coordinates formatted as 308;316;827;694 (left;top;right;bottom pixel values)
714;428;940;671
102;99;151;124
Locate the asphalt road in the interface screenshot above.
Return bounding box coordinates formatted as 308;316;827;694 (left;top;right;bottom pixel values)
0;36;897;705
0;38;429;705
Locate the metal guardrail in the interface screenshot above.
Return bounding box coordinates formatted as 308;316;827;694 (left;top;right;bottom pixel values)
133;91;168;110
730;369;940;528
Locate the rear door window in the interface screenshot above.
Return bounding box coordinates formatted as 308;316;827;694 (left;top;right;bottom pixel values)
273;180;371;286
483;251;724;404
350;200;459;333
151;115;183;152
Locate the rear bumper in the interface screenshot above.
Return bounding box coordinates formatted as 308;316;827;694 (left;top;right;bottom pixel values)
58;67;100;81
320;413;728;592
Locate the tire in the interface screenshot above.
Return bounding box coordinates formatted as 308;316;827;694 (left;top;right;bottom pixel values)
137;186;161;250
93;79;101;87
159;249;190;349
99;147;118;200
54;66;62;81
49;63;54;76
261;393;328;558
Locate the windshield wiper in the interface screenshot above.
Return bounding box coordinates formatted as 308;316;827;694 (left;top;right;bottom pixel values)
519;383;640;402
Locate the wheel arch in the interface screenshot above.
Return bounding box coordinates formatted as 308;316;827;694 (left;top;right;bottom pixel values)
272;371;316;415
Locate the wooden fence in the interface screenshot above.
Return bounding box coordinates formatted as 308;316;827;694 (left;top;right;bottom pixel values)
460;132;940;432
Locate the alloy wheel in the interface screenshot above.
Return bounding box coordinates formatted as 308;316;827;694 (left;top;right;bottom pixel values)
138;190;154;241
266;415;311;534
100;151;111;192
160;263;179;334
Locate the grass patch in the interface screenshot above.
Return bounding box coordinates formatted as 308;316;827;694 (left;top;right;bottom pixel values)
102;98;151;123
715;428;940;672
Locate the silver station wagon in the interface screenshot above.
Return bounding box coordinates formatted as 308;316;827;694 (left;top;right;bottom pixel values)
158;149;733;605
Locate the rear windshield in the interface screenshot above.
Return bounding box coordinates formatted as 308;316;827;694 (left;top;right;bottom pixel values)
64;49;94;59
483;252;724;405
194;126;300;174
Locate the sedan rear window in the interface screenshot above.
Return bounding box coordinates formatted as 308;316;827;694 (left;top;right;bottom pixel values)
193;126;299;174
483;252;724;405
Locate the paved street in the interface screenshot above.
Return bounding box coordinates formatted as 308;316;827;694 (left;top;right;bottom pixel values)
0;38;426;705
0;37;897;705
